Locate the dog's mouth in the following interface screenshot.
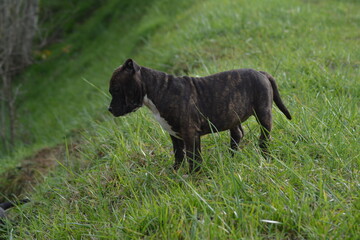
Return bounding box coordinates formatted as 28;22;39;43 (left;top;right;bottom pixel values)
108;104;141;117
111;111;124;117
109;108;129;117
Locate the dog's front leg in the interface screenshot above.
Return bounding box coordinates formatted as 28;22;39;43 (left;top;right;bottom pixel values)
229;124;244;155
184;133;202;173
170;135;185;170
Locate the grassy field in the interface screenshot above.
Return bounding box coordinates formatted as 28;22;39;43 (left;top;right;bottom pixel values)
1;0;359;239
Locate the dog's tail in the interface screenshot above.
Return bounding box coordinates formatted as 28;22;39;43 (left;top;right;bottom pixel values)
0;199;30;211
260;71;292;120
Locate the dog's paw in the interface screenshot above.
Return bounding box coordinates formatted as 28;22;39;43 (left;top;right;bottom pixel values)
172;163;181;171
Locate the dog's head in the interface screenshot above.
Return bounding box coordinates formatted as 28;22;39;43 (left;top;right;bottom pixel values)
108;59;144;117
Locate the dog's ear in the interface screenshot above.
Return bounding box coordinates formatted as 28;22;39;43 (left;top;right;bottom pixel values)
124;59;140;73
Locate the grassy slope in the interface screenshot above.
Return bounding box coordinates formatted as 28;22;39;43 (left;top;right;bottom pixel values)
2;0;359;238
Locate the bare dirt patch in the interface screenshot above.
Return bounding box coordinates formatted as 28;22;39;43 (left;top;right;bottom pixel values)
0;143;79;202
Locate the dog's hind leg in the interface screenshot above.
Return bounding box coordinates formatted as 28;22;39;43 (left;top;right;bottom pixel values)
171;135;185;170
229;125;244;155
255;108;272;157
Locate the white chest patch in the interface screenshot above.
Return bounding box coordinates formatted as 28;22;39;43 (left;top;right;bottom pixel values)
143;95;181;139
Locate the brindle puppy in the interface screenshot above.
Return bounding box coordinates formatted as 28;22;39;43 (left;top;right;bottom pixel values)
108;59;292;173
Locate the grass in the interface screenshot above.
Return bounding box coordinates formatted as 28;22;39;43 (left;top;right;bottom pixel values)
1;0;359;239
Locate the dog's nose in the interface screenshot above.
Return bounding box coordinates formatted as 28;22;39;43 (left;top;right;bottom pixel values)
108;107;113;113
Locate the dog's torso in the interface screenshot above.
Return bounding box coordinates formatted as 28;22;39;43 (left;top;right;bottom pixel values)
140;67;272;138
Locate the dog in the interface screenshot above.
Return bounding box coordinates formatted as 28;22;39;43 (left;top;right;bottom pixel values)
108;59;292;173
0;199;30;225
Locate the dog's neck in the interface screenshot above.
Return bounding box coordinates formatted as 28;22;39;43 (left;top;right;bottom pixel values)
140;66;170;104
140;67;182;138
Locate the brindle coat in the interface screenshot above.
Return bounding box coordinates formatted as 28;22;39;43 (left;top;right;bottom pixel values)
108;59;292;173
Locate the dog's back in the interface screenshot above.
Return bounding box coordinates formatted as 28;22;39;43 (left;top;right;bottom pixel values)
186;69;274;133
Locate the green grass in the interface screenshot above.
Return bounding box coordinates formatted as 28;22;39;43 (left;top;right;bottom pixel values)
1;0;359;239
